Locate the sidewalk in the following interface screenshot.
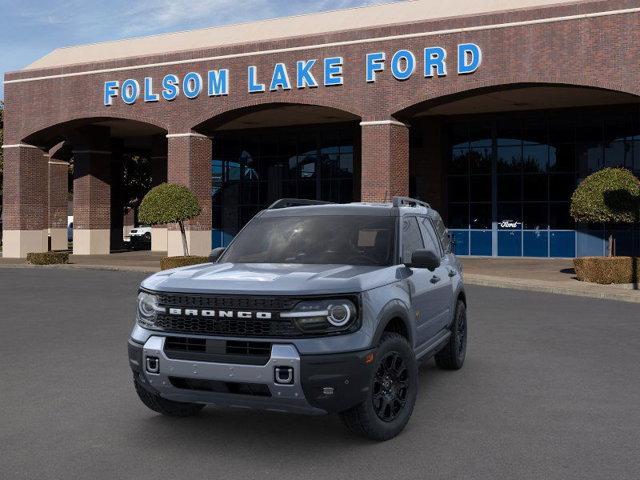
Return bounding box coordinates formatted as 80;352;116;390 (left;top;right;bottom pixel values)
0;250;162;273
461;258;640;304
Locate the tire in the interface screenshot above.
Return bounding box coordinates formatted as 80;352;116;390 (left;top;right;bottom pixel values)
435;300;467;370
339;333;418;441
134;375;205;417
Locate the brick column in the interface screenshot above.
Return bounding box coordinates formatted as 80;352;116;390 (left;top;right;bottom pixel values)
150;134;168;252
166;133;212;256
360;120;410;202
48;159;69;251
1;144;49;258
72;127;112;255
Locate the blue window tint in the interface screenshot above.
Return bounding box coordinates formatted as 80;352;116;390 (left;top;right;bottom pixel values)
450;230;469;255
211;229;235;248
550;231;576;258
523;231;548;257
576;229;605;257
470;230;492;256
498;231;522;256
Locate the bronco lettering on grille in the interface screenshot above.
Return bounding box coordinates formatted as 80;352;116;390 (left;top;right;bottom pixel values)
167;308;273;319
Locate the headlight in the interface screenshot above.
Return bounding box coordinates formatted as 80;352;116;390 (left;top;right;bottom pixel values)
281;298;358;334
136;292;165;329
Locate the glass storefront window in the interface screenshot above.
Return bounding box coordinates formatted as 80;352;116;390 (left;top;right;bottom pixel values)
447;176;469;203
523;144;548;173
497;145;522;173
497;175;521;201
470;175;492;202
470;203;491;229
211;124;358;246
523;204;548;230
445;105;640;257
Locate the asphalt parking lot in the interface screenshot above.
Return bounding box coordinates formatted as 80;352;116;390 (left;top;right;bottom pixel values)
1;268;639;480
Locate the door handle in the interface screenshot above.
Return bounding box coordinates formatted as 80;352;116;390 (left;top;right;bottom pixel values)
430;275;441;284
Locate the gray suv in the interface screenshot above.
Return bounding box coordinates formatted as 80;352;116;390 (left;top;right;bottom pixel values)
128;197;467;440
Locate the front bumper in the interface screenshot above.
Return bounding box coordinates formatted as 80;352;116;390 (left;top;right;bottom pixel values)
128;337;374;415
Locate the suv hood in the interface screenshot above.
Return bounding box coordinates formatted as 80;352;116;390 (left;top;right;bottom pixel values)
142;262;400;295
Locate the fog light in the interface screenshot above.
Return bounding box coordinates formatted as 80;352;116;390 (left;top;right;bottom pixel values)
274;366;294;384
145;356;159;374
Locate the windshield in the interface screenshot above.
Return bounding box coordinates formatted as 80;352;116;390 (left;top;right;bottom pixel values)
221;215;396;266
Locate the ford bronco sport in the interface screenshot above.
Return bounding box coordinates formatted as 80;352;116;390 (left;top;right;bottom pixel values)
128;197;467;441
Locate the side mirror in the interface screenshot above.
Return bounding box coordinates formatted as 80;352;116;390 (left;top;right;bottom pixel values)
407;249;440;271
208;247;226;263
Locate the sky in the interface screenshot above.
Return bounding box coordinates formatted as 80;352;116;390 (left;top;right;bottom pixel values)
0;0;402;100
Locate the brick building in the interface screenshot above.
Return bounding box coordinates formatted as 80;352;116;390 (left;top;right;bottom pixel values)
3;0;640;258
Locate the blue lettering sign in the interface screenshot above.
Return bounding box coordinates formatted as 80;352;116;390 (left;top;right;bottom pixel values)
144;77;159;102
101;45;483;105
104;80;119;106
183;72;203;99
458;43;482;74
296;60;318;89
208;69;229;96
366;52;385;83
161;74;179;101
324;57;343;86
424;47;447;77
248;66;265;93
390;50;415;81
121;79;140;104
270;63;292;91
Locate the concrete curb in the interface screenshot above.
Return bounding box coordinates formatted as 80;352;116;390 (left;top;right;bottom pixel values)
464;273;640;304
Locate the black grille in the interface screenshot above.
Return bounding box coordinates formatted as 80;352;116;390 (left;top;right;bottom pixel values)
226;341;272;356
169;377;271;397
157;293;297;311
164;337;206;352
163;337;272;365
155;294;301;337
155;315;300;337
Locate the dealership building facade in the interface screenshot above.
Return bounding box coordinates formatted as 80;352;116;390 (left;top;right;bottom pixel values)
3;0;640;258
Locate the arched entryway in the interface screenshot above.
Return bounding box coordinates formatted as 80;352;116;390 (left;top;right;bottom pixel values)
397;84;640;258
3;117;167;257
194;103;361;247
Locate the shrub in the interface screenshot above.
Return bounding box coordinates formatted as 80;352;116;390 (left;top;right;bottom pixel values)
160;255;209;270
139;183;202;256
570;168;640;224
27;251;69;265
570;168;640;256
574;256;640;284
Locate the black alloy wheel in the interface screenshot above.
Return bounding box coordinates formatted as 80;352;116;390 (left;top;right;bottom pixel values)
372;351;410;422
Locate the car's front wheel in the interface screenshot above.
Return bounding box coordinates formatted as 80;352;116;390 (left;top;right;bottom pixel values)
133;375;205;417
339;333;418;441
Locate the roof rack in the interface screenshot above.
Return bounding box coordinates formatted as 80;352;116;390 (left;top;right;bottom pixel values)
392;196;431;209
268;198;333;210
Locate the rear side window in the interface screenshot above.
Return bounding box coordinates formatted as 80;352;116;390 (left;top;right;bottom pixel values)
420;218;443;257
401;217;424;264
431;213;451;254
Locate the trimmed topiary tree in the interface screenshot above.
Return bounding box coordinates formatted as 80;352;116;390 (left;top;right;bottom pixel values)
570;168;640;256
138;183;202;256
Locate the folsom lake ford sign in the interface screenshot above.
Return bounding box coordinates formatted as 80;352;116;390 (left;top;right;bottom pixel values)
103;43;482;106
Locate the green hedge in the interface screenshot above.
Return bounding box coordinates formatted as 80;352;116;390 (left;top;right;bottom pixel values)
574;256;640;284
139;183;202;225
160;256;209;270
27;251;70;265
570;168;640;224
